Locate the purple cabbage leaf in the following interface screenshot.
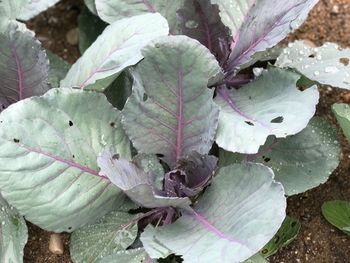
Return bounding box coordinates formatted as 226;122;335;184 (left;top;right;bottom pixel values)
122;35;222;167
0;23;50;111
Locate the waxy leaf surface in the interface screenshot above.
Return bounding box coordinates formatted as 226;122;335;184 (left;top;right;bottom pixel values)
95;0;184;33
0;0;26;32
61;13;169;91
220;117;340;195
17;0;60;20
70;209;139;262
0;23;50;111
276;41;350;90
122;35;221;167
215;68;319;154
141;163;286;262
0;88;131;232
0;195;28;263
227;0;318;72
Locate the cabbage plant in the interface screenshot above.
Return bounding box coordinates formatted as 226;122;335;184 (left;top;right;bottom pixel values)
0;0;349;262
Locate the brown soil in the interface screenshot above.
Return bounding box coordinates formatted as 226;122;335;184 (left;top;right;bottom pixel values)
22;0;350;262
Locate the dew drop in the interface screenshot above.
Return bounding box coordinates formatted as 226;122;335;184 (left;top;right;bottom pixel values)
313;71;320;76
324;66;339;73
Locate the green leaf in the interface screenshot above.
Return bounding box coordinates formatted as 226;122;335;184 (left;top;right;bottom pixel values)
0;0;27;32
0;23;50;110
98;248;152;263
46;50;70;89
17;0;60;20
261;216;300;258
0;88;131;232
95;0;184;33
276;41;350;90
70;209;139;262
220;117;340;196
103;70;133;110
332;103;350;142
141;163;286;262
215;68;319;154
0;195;28;263
122;35;222;167
61;13;169;91
322;200;350;235
78;6;107;54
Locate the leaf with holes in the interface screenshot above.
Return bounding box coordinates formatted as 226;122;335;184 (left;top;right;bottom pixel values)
276;41;350;90
215;68;319;154
322;200;350;235
219;117;340;195
0;88;131;232
122;35;221;167
140;163;286;262
95;0;184;33
0;23;50;111
177;0;231;64
260;216;300;258
17;0;60;21
60;13;169;91
226;0;318;73
0;195;28;263
332;103;350;142
0;0;27;32
70;209;139;262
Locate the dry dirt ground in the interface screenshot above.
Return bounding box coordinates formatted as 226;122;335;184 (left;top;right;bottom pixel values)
23;0;350;262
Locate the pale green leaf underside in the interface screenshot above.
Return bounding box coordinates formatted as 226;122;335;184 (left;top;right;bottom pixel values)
322;200;350;235
122;35;221;166
61;13;169;91
70;209;138;262
17;0;60;20
244;254;268;263
141;163;286;262
220;117;340;195
0;195;28;263
84;0;98;15
215;68;319;154
0;88;131;232
276;41;350;90
332;103;350;142
95;0;184;33
0;0;26;32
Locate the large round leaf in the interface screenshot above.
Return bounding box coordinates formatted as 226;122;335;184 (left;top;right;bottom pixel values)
95;0;184;33
141;163;286;262
220;117;340;195
0;195;27;263
0;88;131;232
122;35;221;167
215;68;319;154
61;13;169;91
